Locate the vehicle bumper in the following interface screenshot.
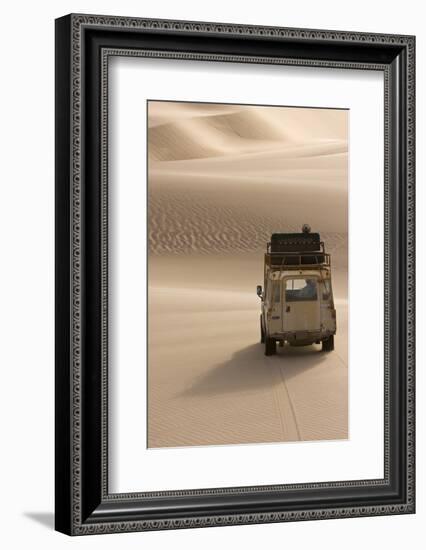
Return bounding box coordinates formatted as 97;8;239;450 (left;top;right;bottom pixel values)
269;330;335;345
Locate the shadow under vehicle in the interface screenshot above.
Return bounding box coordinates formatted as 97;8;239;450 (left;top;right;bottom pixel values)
257;226;336;356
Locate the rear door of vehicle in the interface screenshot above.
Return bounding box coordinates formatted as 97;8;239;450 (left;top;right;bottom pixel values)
282;276;320;332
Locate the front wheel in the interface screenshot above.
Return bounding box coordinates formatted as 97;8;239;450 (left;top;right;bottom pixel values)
322;335;334;352
265;337;276;356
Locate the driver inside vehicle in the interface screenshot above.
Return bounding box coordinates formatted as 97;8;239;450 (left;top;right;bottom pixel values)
299;278;317;299
286;278;318;302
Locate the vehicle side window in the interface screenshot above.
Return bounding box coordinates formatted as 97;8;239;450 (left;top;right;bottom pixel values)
285;278;318;302
272;281;281;304
322;279;332;301
265;282;272;306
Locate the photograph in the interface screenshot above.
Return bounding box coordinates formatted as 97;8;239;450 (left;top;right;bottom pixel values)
147;100;349;448
52;11;415;536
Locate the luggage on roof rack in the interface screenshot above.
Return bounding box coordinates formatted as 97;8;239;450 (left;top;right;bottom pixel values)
265;228;329;268
269;233;321;253
269;232;321;253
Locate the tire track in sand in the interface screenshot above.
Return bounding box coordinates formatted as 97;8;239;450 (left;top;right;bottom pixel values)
267;357;302;442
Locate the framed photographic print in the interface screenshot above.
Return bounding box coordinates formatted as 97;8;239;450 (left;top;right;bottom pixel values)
55;14;415;535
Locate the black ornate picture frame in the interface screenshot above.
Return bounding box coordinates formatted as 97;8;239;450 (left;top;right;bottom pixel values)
55;13;415;535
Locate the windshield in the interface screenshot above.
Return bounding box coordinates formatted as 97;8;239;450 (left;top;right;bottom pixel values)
285;278;318;302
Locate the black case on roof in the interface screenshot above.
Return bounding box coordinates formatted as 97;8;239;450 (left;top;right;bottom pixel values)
270;232;321;253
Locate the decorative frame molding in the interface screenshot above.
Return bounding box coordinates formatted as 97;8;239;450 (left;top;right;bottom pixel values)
55;14;415;535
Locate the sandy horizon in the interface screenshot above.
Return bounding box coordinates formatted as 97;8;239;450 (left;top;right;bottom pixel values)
147;101;348;448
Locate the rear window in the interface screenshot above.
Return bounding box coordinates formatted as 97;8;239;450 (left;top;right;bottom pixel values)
285;278;318;302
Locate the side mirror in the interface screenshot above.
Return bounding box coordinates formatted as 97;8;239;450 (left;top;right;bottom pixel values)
256;285;263;298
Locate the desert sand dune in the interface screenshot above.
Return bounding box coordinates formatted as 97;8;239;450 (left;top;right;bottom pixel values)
148;101;242;128
151;142;347;167
147;101;348;448
148;101;348;140
148;108;297;161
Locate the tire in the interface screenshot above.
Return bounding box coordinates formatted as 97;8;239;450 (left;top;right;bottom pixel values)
322;335;334;352
265;337;276;356
260;316;265;343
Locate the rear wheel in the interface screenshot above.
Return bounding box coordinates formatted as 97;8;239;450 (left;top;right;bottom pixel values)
322;335;334;352
260;316;265;343
265;337;276;356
